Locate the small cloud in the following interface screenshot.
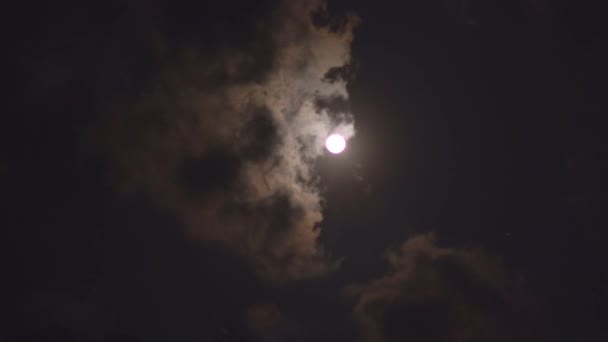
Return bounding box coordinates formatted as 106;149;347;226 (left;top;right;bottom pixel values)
346;234;541;342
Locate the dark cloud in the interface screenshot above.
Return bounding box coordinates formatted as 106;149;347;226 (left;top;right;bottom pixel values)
347;234;541;342
180;147;242;197
93;0;359;281
238;107;282;162
246;303;283;341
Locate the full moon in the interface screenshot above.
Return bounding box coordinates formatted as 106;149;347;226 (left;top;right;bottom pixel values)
325;134;346;154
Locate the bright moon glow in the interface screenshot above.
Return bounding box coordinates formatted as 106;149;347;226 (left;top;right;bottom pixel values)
325;134;346;154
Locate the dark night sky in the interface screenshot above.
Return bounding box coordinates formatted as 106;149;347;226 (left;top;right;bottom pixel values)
3;1;608;341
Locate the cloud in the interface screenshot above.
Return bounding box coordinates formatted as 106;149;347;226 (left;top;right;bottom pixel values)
94;0;359;281
246;303;283;341
347;234;540;342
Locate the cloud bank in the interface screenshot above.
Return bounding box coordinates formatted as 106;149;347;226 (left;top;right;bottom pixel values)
96;0;358;281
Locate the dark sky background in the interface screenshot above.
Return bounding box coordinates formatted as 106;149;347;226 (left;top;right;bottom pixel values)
3;1;608;341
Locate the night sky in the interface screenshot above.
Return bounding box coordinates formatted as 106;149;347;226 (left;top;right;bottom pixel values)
4;1;608;341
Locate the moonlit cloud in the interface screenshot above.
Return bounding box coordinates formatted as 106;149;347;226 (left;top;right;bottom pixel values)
96;0;359;281
347;234;539;342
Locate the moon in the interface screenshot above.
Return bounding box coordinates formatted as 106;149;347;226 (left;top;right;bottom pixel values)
325;134;346;154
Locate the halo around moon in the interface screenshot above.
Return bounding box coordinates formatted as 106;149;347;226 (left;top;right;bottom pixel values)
325;134;346;154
